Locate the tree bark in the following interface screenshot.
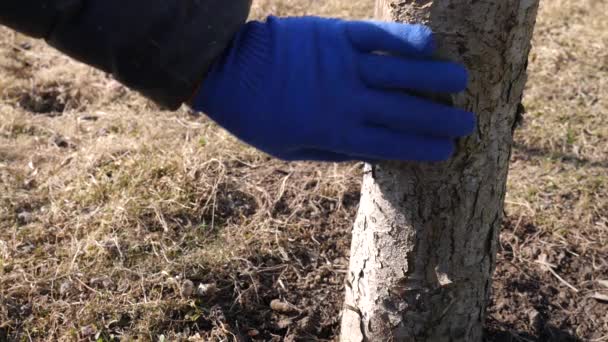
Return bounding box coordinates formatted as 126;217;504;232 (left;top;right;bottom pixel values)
341;1;540;341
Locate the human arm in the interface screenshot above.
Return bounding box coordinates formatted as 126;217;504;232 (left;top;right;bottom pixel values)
0;3;476;162
0;0;252;110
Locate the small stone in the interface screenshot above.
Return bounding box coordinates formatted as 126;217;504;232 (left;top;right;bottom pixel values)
270;299;298;314
17;211;33;225
333;257;348;266
80;325;96;337
276;318;292;329
181;280;194;297
528;309;542;331
59;281;72;296
196;283;217;297
90;276;114;290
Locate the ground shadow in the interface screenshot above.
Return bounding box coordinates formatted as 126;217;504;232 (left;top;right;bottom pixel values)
485;324;582;342
513;142;608;168
484;217;600;342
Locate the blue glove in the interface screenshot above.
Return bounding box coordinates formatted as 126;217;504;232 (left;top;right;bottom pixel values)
192;16;476;162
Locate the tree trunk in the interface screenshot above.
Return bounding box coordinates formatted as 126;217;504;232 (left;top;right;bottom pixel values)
341;1;540;341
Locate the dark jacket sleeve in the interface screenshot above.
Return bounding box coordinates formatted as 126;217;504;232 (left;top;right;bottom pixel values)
0;0;252;110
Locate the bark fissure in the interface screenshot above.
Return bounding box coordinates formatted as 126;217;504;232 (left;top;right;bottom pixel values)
341;1;540;341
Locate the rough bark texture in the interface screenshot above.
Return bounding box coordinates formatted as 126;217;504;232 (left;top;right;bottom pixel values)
341;1;540;341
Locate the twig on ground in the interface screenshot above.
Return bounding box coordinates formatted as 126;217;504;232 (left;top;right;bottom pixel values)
535;255;580;293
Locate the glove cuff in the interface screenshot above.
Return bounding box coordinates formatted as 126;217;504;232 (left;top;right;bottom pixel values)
192;19;274;112
234;20;275;92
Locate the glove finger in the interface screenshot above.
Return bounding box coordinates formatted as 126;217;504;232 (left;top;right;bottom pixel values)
332;128;455;161
358;54;468;93
346;21;435;57
362;90;476;138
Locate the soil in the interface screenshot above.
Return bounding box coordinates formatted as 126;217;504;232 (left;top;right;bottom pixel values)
89;186;602;342
191;213;607;342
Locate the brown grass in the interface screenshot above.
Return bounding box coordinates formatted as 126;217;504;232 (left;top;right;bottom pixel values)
0;0;606;341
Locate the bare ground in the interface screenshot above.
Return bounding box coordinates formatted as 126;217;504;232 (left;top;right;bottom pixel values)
0;0;606;341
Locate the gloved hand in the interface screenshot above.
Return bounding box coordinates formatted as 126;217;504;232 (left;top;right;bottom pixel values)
192;16;476;162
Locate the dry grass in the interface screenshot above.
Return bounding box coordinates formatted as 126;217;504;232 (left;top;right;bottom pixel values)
493;0;608;339
0;0;606;341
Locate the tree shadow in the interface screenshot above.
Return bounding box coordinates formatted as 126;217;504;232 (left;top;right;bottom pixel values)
512;142;608;168
485;324;582;342
483;217;595;342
